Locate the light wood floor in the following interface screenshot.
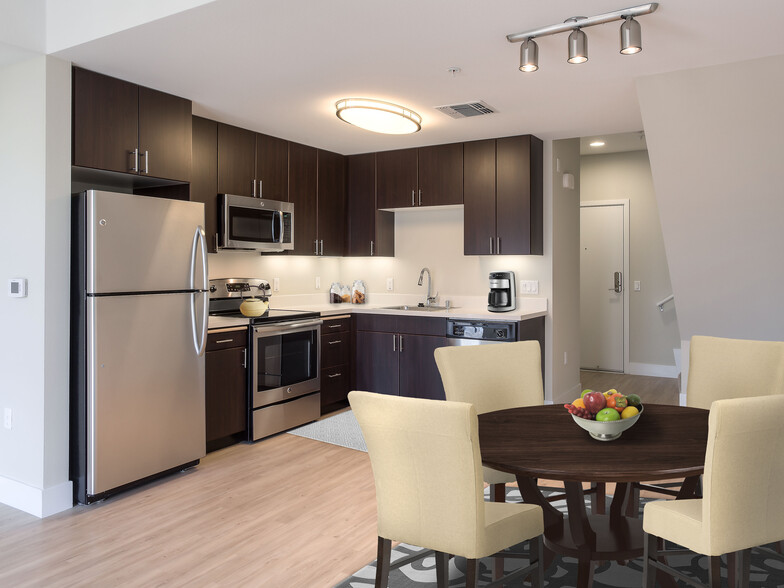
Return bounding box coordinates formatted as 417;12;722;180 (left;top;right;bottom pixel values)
0;373;680;587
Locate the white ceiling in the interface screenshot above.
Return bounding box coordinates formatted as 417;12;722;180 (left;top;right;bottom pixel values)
35;0;784;155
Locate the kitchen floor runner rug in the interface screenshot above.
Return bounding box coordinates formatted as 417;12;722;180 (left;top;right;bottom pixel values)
334;489;784;588
287;409;367;452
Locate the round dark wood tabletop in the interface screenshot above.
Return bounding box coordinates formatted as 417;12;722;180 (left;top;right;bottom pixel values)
478;403;709;483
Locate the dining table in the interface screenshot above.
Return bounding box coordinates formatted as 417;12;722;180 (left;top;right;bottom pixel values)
478;403;709;588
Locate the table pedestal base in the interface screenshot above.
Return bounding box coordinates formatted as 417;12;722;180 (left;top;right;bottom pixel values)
544;514;644;561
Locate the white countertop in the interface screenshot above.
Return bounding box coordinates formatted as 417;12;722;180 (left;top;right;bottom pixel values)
208;294;547;329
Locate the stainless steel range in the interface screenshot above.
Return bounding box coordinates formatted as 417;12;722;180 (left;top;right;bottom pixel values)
208;278;322;441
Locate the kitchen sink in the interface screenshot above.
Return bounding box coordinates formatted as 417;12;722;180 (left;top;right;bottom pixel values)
381;305;452;311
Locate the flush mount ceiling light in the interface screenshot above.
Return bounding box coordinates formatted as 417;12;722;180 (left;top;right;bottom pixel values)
589;140;606;147
507;3;658;72
335;98;421;134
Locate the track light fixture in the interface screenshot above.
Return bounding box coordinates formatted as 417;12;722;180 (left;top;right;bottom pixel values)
507;3;658;72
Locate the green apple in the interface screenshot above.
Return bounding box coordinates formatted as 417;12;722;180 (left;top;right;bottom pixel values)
581;389;592;398
596;408;621;422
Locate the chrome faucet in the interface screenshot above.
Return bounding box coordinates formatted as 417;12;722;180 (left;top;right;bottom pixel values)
417;267;438;306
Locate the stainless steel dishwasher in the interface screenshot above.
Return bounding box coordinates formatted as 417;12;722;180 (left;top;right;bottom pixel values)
446;319;517;345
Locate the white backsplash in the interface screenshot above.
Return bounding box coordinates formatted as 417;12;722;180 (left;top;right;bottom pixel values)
207;206;551;305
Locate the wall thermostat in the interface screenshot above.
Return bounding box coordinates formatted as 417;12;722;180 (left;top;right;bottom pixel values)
9;278;27;298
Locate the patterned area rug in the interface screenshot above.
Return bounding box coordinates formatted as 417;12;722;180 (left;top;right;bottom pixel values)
287;409;367;452
334;488;784;587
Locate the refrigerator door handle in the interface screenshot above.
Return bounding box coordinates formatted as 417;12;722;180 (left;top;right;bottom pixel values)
190;226;209;356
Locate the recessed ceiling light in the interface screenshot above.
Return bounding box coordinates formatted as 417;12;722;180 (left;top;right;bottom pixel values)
335;98;422;134
590;140;606;147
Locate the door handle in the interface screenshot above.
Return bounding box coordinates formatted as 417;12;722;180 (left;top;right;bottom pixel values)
608;271;623;293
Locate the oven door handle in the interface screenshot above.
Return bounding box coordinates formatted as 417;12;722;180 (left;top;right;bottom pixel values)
254;319;323;336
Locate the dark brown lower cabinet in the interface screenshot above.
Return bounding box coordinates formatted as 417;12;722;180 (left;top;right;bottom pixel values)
320;315;352;412
205;328;248;452
355;314;446;400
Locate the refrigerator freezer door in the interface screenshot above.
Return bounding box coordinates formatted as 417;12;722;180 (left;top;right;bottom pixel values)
87;293;206;496
85;190;207;294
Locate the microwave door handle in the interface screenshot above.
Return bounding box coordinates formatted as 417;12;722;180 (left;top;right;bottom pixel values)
277;211;284;244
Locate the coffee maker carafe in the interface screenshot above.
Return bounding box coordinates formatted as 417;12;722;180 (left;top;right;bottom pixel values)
488;271;516;312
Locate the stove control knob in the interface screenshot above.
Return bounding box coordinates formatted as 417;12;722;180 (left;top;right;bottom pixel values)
495;329;506;339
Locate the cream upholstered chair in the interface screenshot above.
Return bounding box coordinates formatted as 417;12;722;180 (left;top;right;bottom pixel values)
434;341;543;502
686;335;784;409
642;394;784;588
349;390;545;588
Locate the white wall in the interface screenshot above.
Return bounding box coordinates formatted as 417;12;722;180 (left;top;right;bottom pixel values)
580;150;681;372
551;139;581;405
0;55;72;517
637;55;784;345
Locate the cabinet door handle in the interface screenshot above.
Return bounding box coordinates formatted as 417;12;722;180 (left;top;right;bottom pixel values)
320;240;324;256
490;237;494;254
411;189;415;206
392;334;396;352
259;179;263;198
314;239;319;255
328;339;342;345
370;240;374;256
399;334;404;352
327;372;342;378
141;150;149;174
130;148;139;172
214;233;219;251
215;338;234;344
242;348;247;369
418;189;422;206
252;179;257;197
327;323;342;329
496;237;501;255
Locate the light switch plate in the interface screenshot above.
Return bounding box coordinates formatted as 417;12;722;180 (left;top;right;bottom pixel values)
634;281;641;291
273;277;280;292
386;278;394;291
315;276;321;289
8;278;27;298
520;280;539;294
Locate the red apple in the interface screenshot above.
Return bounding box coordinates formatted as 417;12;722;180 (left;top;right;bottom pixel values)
583;391;607;414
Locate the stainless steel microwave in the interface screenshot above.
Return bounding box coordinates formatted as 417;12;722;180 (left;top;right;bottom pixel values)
219;194;294;251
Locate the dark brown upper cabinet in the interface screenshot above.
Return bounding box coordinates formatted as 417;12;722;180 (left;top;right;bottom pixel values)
288;142;318;255
191;116;219;253
255;134;289;201
376;143;463;209
317;149;347;257
346;153;394;257
72;67;191;183
464;134;543;256
217;123;256;197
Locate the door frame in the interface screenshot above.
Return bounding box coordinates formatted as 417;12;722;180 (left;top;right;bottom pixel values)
580;199;630;373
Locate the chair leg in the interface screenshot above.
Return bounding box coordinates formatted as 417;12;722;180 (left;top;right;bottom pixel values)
735;548;751;588
531;535;545;588
465;558;479;588
375;537;392;588
708;555;722;588
491;483;506;502
642;532;658;588
435;551;450;588
727;552;736;587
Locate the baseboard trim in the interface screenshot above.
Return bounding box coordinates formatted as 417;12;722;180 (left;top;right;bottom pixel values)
0;476;73;518
627;362;679;379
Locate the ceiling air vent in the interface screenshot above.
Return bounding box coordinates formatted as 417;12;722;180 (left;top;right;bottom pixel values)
434;101;497;119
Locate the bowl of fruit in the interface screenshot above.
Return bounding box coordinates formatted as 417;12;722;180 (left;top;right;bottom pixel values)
564;390;643;441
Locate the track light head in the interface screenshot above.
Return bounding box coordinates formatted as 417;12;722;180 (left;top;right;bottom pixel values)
519;38;539;72
620;16;642;54
568;28;588;64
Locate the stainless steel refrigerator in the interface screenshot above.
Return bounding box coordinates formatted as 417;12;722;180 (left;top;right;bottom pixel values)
71;190;209;504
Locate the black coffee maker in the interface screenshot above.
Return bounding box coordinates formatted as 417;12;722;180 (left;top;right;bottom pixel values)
487;271;516;312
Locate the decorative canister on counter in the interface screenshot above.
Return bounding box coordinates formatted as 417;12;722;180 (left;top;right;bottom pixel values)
329;282;343;303
351;280;366;304
340;285;351;303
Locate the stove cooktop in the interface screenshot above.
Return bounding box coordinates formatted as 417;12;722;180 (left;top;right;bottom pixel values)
209;308;320;325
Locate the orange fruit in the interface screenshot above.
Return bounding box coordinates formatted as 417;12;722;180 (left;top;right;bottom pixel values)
621;406;639;419
572;398;586;409
605;395;617;409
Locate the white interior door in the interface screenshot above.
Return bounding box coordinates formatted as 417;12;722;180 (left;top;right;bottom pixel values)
580;203;626;372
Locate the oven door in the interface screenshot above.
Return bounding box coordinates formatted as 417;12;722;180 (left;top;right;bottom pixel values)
252;319;321;409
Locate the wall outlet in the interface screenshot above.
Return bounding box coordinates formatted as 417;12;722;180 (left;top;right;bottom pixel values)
315;276;321;289
386;277;394;291
634;280;641;291
520;280;539;294
273;277;280;292
4;408;12;430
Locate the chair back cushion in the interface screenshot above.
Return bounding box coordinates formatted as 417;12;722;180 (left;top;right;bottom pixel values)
434;341;543;414
703;394;784;553
687;335;784;409
349;391;486;555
